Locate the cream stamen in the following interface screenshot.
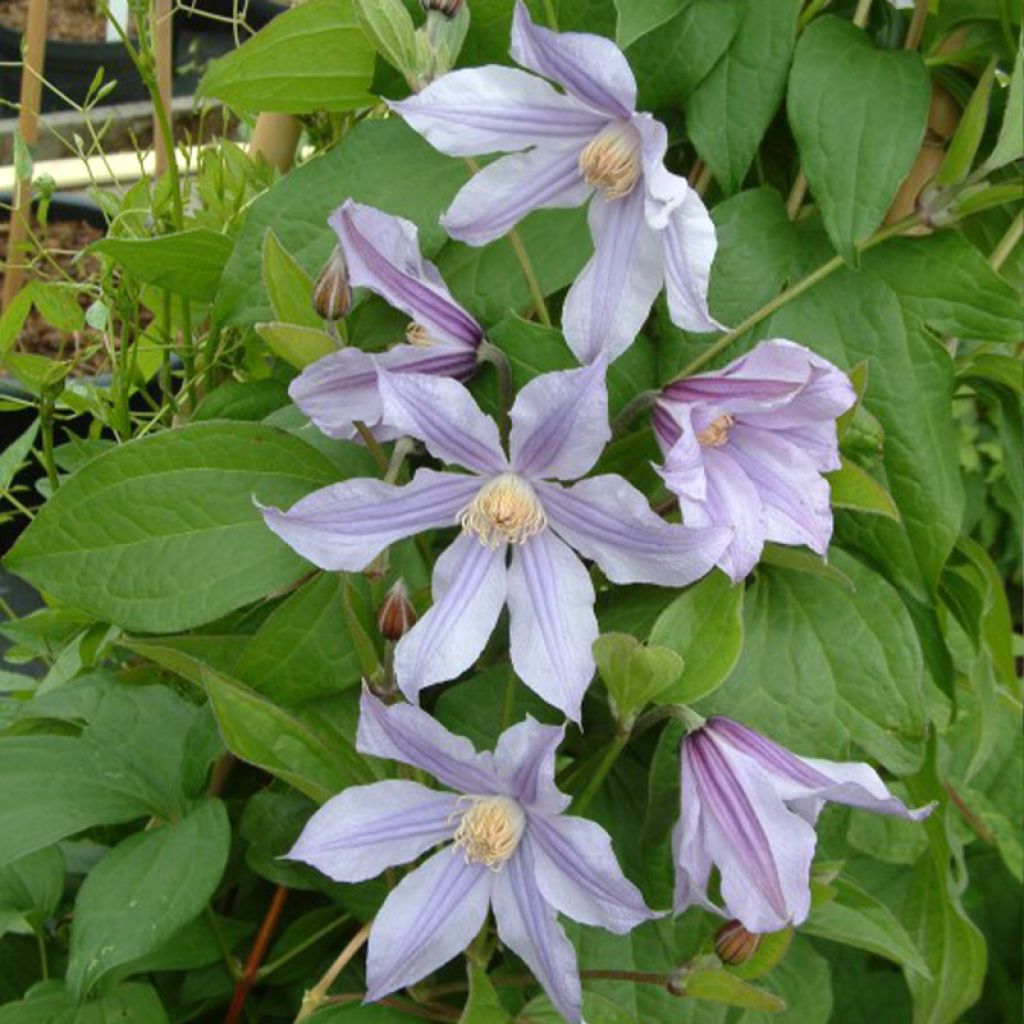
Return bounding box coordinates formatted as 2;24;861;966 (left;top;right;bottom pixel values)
459;474;547;548
452;796;526;869
579;120;643;200
697;414;735;448
406;322;436;347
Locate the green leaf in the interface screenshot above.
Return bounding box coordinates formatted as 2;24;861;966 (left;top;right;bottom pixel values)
788;17;930;261
5;422;338;633
192;378;291;422
935;57;997;186
354;0;418;76
214;119;466;327
0;847;64;933
0;419;39;493
0;982;169;1024
983;41;1023;170
29;283;85;334
593;633;683;723
614;0;687;48
197;0;375;113
263;230;324;330
67;799;230;998
91;229;233;303
648;570;744;704
626;0;742;110
737;937;832;1023
680;968;785;1012
703;551;927;774
688;0;802;194
804;876;930;976
256;322;338;369
459;964;512;1024
234;572;365;703
827;457;900;519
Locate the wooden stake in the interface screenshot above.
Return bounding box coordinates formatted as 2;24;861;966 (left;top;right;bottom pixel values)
248;112;302;173
153;0;174;175
2;0;50;310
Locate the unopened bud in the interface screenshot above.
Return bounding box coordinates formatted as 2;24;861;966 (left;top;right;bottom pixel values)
376;580;417;641
715;920;760;966
421;0;462;16
312;245;351;321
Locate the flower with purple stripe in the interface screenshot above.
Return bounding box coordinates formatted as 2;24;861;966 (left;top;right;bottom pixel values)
653;339;857;581
674;715;934;934
261;361;729;719
391;1;722;364
289;199;483;440
290;690;658;1023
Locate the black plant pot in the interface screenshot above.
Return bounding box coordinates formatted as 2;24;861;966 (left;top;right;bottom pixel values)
0;24;148;112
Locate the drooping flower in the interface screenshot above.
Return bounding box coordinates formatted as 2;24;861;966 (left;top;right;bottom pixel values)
290;199;483;440
674;715;933;934
391;0;721;364
290;691;657;1024
653;340;857;582
261;362;729;720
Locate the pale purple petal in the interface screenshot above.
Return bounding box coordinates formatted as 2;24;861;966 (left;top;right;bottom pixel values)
725;427;832;557
507;531;598;722
633;114;689;230
672;758;720;917
289;343;477;439
441;145;592;248
509;360;609;481
259;468;479;572
492;837;583;1024
377;370;506;474
287;779;459;882
529;813;657;933
655;406;707;501
494;716;569;815
708;718;933;823
662;186;723;334
689;446;766;582
365;847;494;1001
331;201;482;347
510;0;636;120
539;475;730;587
389;65;608;156
685;730;817;933
562;186;664;365
395;533;508;703
357;689;499;795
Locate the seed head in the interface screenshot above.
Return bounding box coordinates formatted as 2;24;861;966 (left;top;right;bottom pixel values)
376;579;417;642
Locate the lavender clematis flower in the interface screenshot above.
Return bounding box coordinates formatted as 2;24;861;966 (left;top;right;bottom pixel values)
391;1;721;364
261;361;729;720
674;716;934;935
290;691;657;1023
653;339;857;582
290;199;482;440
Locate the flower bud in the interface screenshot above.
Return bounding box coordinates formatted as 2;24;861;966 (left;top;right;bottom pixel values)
421;0;462;16
714;920;760;966
312;245;352;321
376;580;417;641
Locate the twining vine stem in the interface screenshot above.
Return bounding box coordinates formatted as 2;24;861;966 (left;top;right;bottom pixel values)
295;919;374;1022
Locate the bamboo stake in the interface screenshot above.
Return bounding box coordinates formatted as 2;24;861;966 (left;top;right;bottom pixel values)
153;0;174;175
2;0;49;310
248;112;302;172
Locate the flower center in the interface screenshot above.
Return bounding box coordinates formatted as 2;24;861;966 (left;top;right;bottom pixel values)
579;120;643;200
697;414;734;448
452;796;525;869
459;473;547;548
406;322;436;347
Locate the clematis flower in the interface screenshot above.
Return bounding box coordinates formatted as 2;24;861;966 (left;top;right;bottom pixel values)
391;0;721;364
290;690;657;1024
289;199;482;440
261;361;729;720
653;339;857;582
674;715;934;934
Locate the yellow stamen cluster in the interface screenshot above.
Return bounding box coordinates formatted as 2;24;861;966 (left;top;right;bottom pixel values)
459;474;547;548
452;796;526;869
579;120;643;200
697;414;735;449
406;322;436;347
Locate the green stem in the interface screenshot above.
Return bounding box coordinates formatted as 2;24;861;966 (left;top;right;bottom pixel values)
500;667;517;731
610;389;658;438
572;732;629;816
258;914;350;980
353;421;391;475
797;0;832;29
205;907;243;982
669;214;920;383
39;396;59;492
541;0;559;31
478;341;513;446
34;926;48;980
989;211;1023;272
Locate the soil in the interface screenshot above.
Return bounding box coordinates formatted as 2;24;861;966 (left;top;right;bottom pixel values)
0;216;108;372
0;0;129;43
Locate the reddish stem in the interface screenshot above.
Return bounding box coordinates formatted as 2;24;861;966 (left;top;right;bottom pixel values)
226;886;290;1024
